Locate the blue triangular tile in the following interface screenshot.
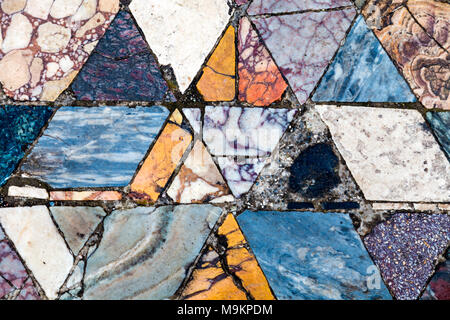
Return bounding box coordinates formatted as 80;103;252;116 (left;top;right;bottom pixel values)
313;15;417;103
71;10;173;102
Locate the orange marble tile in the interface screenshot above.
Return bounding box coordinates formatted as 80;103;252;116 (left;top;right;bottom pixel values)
180;214;275;300
129;110;192;203
167;140;233;203
50;191;122;201
196;25;236;101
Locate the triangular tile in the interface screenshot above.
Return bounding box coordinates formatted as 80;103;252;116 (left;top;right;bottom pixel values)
0;1;120;101
0;106;54;186
167;140;233;203
313;15;417;102
196;25;236;101
72;10;173;101
0;206;74;299
50;207;107;255
217;157;267;198
238;17;288;106
203;106;296;157
20;106;170;188
248;0;354;14
130;110;193;203
251;8;356;104
129;0;230;93
182;108;202;136
180;213;275;300
364;212;450;300
15;277;41;300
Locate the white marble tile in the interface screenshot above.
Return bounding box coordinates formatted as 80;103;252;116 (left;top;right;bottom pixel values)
0;206;74;299
8;186;49;199
316;105;450;202
129;0;231;92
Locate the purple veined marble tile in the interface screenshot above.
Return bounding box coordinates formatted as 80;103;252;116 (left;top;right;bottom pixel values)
421;251;449;300
203;106;296;157
364;212;450;300
0;275;13;298
15;278;41;300
216;157;268;198
182;108;202;135
0;240;28;289
251;9;356;104
235;0;249;5
248;0;354;14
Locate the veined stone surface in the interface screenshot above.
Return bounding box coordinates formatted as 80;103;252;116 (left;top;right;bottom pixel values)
421;250;449;300
82;205;222;300
203;106;296;156
0;206;73;299
313;15;417;103
183;108;202;136
237;210;392;300
20;106;169;188
0;0;120;101
316;105;450;202
248;0;354;14
251;9;356;104
129;0;231;93
426;112;450;158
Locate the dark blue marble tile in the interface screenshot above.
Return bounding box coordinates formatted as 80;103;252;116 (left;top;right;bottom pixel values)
321;202;360;210
426;112;449;159
288;143;340;198
313;15;417;102
0;106;53;186
237;210;392;300
72;10;173;102
20;106;169;188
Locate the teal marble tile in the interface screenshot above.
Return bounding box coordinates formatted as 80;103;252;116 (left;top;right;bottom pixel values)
20;106;169;188
426;112;450;158
237;210;392;300
313;15;417;103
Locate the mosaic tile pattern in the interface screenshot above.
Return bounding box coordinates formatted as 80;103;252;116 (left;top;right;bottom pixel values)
0;0;120;101
0;0;449;301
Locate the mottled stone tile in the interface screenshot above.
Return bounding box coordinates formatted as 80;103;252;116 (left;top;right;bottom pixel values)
407;0;449;50
0;240;28;288
313;15;416;102
248;0;353;14
364;212;450;300
8;185;49;199
130;110;193;203
251;9;356;104
204;106;296;156
15;277;40;300
20;106;169;188
316;105;450;202
421;250;449;300
197;25;236;101
217;157;267;198
130;0;230;93
183;108;202;135
0;206;73;299
50;207;106;255
363;2;449;109
167;141;232;203
181;214;275;300
81;205;221;300
0;106;53;186
72;10;172;101
0;0;120;101
237;211;392;300
49;191;122;201
426;112;450;158
238;17;287;106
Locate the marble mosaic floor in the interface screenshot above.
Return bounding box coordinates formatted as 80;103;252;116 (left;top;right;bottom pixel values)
0;0;448;301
